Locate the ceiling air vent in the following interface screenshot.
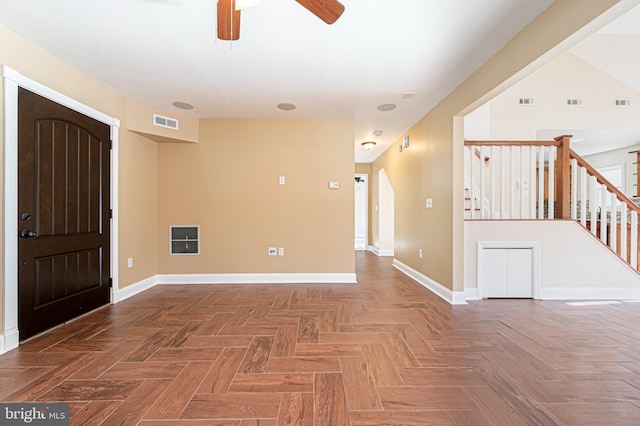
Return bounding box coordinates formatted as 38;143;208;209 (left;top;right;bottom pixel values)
153;114;179;130
614;98;631;107
518;97;534;106
566;98;583;106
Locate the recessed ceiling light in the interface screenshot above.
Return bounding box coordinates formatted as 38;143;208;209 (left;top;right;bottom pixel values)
172;101;194;110
373;130;383;136
377;103;396;112
277;103;296;111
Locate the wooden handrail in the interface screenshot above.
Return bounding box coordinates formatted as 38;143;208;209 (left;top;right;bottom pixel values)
464;140;562;147
570;149;640;215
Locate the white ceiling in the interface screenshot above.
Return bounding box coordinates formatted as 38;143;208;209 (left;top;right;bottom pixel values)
0;0;555;162
571;4;640;93
545;4;640;156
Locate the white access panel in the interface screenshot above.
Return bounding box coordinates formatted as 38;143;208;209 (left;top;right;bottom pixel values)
481;248;533;298
482;249;509;297
507;248;533;297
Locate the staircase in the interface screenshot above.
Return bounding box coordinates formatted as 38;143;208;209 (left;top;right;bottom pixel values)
464;135;640;273
463;187;482;219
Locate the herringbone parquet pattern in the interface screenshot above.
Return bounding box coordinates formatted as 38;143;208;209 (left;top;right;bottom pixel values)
2;252;640;425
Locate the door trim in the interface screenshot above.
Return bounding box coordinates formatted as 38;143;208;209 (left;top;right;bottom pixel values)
1;65;120;353
476;241;541;300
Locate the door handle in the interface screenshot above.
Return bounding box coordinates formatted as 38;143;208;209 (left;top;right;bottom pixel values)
20;230;37;238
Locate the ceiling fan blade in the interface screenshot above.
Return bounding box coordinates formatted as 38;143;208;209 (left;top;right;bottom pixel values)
295;0;345;25
217;0;241;41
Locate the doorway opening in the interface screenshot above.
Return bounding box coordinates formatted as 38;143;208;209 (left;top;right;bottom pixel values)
355;174;368;250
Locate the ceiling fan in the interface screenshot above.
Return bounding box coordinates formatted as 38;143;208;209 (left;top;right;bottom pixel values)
217;0;345;41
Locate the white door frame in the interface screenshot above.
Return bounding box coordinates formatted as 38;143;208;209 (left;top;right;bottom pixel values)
1;65;120;353
355;173;368;250
477;241;540;299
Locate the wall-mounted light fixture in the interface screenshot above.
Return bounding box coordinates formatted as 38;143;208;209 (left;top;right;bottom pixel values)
362;141;376;150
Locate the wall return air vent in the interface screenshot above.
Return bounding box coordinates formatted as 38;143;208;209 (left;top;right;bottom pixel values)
170;226;199;255
153;114;179;130
614;98;631;107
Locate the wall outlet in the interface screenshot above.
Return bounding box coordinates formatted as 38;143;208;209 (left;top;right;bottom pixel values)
278;247;284;256
418;249;423;259
127;257;133;268
426;198;433;208
268;247;277;256
279;176;285;185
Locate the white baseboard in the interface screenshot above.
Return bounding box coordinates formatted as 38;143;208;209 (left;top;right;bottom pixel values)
392;259;467;305
367;246;394;256
0;327;19;355
157;273;357;285
464;287;481;301
112;275;158;303
539;287;640;300
112;272;357;304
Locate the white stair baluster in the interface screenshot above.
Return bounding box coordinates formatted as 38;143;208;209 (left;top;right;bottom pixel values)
571;158;578;220
600;183;608;244
589;176;597;235
610;193;617;253
529;146;536;219
538;146;544;219
490;145;496;219
509;146;515;218
548;146;555;219
470;146;476;219
621;203;628;263
631;211;638;269
520;146;525;219
500;146;506;219
480;146;486;219
580;167;587;228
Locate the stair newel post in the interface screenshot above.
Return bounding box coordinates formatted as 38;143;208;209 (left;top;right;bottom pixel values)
555;135;572;219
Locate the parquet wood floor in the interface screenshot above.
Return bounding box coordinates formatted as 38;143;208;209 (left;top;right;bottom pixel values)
3;252;640;424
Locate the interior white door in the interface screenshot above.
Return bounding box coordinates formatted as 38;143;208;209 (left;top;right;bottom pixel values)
354;174;368;250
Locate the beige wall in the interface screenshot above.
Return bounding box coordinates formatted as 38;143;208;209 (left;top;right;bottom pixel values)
0;25;160;335
126;100;199;144
157;118;355;274
371;0;633;293
118;132;159;285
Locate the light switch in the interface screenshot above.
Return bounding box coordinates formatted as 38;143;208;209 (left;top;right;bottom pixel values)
426;198;433;208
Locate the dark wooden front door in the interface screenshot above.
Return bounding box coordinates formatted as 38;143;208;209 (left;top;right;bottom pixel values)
18;88;111;340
